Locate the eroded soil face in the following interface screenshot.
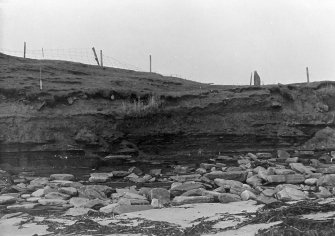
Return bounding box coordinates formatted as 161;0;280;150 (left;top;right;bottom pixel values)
1;53;335;174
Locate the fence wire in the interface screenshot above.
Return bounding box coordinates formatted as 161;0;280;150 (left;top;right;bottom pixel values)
0;47;189;80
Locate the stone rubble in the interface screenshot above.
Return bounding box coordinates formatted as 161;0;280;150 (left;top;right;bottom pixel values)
2;149;335;217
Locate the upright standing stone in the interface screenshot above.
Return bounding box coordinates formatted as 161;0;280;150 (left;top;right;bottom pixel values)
254;71;261;86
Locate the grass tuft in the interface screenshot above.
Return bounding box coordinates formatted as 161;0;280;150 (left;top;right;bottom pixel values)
121;95;163;117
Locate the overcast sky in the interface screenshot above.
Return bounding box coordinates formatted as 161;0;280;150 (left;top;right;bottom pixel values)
1;0;335;85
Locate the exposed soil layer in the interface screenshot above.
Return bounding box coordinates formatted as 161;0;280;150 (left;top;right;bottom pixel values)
1;53;335;173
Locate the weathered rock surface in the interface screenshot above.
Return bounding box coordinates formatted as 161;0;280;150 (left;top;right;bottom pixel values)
50;174;74;181
0;196;16;205
276;187;307;201
217;193;241;203
172;196;214;205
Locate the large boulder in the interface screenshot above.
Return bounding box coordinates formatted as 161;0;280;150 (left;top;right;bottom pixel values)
276;187;307;201
246;175;263;187
289;163;314;174
150;188;170;205
0;195;16;205
170;182;203;197
301;127;335;150
317;174;335;186
78;185;112;199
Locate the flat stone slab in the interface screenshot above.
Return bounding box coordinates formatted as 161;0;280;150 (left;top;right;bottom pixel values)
124;201;261;228
50;174;75;181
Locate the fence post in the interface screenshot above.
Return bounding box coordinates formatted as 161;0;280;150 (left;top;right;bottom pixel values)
100;50;103;68
24;42;26;58
39;67;43;90
306;67;310;83
92;47;100;66
42;48;44;58
149;55;152;72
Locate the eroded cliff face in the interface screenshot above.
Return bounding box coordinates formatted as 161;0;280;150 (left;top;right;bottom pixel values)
1;53;335;172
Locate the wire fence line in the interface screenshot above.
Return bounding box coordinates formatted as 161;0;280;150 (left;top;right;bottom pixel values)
0;47;147;72
0;47;189;80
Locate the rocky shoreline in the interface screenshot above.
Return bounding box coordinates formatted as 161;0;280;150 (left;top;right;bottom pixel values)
2;150;335;235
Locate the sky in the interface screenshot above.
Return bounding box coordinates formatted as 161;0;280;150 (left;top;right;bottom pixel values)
1;0;335;85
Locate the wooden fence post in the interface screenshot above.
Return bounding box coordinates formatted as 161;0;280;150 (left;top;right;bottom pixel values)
92;47;100;66
24;42;26;58
39;67;43;90
149;55;152;72
100;50;103;68
306;67;310;83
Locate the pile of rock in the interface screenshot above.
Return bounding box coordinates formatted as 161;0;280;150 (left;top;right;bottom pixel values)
1;150;335;216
